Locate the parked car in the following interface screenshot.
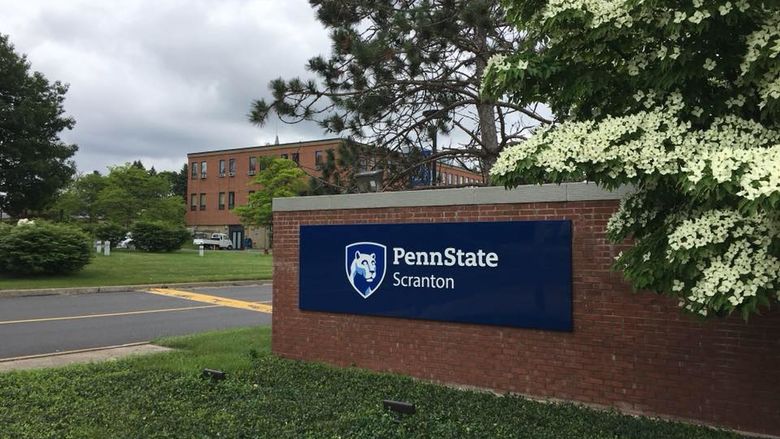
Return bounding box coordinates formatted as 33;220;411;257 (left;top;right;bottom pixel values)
193;233;233;250
117;232;135;250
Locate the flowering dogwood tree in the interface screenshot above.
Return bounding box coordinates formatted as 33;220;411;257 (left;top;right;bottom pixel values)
481;0;779;319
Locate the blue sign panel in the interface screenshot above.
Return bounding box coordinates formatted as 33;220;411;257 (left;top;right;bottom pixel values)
299;221;572;331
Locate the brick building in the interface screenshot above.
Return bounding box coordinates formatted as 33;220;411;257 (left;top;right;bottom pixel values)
186;138;482;249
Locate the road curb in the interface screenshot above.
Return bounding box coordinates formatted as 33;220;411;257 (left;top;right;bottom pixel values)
0;342;174;372
0;280;271;298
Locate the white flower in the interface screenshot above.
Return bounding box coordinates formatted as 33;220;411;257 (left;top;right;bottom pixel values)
703;58;716;71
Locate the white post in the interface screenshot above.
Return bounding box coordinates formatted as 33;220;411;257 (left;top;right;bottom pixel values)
199;244;204;257
103;240;110;256
96;240;103;254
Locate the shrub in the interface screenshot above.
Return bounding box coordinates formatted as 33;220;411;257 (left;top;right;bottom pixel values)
0;222;92;275
130;221;190;252
94;222;126;246
77;222;97;237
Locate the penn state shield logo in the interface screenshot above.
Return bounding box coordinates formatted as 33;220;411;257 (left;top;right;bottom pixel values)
345;242;387;299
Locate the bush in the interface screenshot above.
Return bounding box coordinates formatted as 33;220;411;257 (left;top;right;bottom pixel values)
94;222;126;245
0;222;92;275
131;221;190;252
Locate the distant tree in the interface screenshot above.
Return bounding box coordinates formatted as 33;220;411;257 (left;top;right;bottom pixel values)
0;34;77;217
97;164;183;227
235;158;307;233
249;0;551;177
139;195;185;225
158;164;188;202
53;172;108;223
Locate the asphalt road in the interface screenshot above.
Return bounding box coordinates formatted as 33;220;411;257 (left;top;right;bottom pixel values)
0;284;272;360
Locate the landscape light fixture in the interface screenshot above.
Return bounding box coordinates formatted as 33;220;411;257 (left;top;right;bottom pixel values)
355;169;384;193
201;368;226;381
383;399;416;417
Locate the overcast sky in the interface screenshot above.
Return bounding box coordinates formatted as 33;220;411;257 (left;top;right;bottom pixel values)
1;0;331;174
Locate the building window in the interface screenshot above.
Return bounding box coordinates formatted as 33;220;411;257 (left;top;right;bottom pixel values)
281;153;288;160
200;161;207;179
228;191;235;209
199;193;206;210
291;152;300;165
315;150;323;168
459;175;464;185
218;192;226;210
228;158;236;176
249;157;257;175
191;162;198;179
447;173;453;185
219;160;226;177
257;157;264;170
190;194;197;211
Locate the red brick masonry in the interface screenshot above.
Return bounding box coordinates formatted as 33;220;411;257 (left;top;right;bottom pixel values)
272;200;780;435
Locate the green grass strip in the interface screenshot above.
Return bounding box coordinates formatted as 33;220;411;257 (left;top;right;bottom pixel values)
0;250;272;291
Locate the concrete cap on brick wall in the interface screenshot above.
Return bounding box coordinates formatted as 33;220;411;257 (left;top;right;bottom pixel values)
273;182;631;212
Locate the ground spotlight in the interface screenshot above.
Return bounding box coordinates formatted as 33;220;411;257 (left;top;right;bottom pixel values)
201;368;226;381
383;399;416;416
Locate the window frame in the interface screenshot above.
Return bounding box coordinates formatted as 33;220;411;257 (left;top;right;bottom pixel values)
249;156;257;175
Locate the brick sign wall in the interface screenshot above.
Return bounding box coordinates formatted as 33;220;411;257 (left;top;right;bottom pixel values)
272;185;780;436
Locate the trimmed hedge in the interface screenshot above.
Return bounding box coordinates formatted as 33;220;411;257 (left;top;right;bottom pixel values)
0;222;91;275
131;221;190;252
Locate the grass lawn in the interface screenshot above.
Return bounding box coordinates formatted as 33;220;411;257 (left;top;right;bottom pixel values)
0;327;747;439
0;249;272;290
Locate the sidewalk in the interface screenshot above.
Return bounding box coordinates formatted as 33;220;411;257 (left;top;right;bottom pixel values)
0;280;271;298
0;343;173;373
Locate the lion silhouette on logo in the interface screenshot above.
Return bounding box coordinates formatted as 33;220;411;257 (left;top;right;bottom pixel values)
345;242;386;298
349;251;377;292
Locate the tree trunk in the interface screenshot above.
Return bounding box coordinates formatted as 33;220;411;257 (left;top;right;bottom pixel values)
473;28;500;174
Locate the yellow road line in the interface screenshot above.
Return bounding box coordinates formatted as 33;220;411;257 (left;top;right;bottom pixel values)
0;305;220;326
146;288;273;313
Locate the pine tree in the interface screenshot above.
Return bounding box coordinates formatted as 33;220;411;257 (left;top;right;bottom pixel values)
249;0;550;179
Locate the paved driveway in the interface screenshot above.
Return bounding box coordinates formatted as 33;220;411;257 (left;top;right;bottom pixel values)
0;284;272;360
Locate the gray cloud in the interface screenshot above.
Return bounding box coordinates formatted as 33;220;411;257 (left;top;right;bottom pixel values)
1;0;330;173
